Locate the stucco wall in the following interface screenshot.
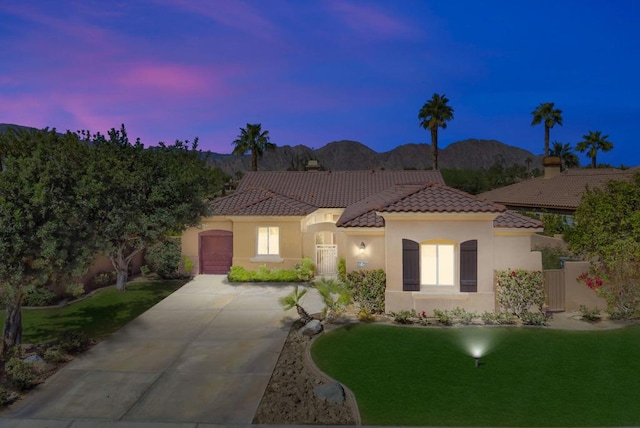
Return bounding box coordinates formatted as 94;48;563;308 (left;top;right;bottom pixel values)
343;233;386;272
180;218;232;273
382;216;497;314
494;233;542;271
231;217;303;270
563;260;607;311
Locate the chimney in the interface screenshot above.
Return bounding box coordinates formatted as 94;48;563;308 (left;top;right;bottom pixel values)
543;156;562;179
306;159;320;172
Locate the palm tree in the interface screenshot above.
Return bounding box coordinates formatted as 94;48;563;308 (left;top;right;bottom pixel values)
278;285;313;323
549;141;580;170
531;102;563;156
575;130;613;168
232;123;276;171
418;93;454;170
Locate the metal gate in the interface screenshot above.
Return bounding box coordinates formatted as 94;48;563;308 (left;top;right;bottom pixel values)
544;269;565;312
316;244;337;275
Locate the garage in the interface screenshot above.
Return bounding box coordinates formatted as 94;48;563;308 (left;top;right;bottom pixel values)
199;230;233;274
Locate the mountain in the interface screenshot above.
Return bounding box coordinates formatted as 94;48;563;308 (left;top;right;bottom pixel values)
0;123;542;174
207;139;543;175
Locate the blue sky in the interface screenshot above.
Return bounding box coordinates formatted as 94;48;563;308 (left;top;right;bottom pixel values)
1;1;639;167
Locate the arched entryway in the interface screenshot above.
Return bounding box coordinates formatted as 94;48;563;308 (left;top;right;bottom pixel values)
199;230;233;274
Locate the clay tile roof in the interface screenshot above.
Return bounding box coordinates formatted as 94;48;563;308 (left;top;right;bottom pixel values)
479;168;638;211
494;210;543;229
380;183;506;214
337;183;505;228
235;170;445;207
210;188;316;216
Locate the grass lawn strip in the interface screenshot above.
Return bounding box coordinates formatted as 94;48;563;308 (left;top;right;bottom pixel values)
311;323;640;427
0;280;187;344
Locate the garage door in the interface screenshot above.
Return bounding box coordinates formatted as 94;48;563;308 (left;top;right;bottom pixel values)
199;230;233;274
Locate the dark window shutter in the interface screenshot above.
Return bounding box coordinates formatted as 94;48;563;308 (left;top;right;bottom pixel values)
460;240;477;292
402;239;420;291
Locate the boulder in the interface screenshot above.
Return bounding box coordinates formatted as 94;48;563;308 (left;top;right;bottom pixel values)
314;381;345;403
298;319;323;336
24;354;44;364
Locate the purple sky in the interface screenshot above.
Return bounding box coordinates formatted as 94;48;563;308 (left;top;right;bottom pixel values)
1;1;639;167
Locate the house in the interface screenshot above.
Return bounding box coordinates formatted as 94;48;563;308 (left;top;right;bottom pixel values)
479;158;639;219
181;169;542;314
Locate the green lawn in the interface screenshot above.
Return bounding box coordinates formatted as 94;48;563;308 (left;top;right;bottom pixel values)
0;280;187;344
311;323;640;427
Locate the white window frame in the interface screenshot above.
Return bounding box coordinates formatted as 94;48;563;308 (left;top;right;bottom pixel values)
257;226;279;256
420;242;455;287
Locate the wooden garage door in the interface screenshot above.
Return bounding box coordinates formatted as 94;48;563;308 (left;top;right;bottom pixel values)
199;230;233;274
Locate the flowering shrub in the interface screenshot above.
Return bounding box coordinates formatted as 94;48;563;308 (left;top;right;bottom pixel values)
495;269;546;317
578;272;603;290
344;269;386;314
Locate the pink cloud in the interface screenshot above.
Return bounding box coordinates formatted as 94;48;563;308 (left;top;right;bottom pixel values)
326;1;421;40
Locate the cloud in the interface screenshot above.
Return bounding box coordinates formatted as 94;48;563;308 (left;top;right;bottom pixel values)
325;1;421;40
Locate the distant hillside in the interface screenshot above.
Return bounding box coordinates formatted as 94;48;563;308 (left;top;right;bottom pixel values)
206;139;544;175
0;123;542;174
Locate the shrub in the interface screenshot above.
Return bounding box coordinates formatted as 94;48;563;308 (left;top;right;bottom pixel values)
450;307;476;325
538;246;571;270
57;330;90;354
481;311;516;325
146;239;181;279
65;282;85;298
496;269;546;318
93;271;116;288
140;265;151;277
357;307;375;322
433;309;453;326
181;256;195;277
519;311;548;326
540;213;567;236
337;258;347;283
294;257;315;281
228;265;301;282
43;346;67;363
313;278;352;321
23;287;56;307
0;385;10;407
344;269;386;314
5;358;36;391
390;309;417;324
578;305;602;322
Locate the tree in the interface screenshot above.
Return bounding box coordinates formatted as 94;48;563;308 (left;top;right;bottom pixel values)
0;129;98;350
232;123;276;171
531;102;563;156
575;130;613;168
418;93;454;170
549;141;580;170
86;125;226;291
565;174;640;317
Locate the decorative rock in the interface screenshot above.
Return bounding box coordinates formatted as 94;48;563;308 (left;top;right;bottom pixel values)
314;381;345;403
298;319;323;336
24;354;44;364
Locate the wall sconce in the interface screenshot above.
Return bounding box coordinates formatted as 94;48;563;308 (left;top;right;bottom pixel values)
359;241;366;255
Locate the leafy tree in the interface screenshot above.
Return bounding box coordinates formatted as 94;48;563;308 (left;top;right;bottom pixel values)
531;102;563;156
418;93;454;170
549;141;579;170
232;123;276;171
565;174;640;317
575;130;614;168
0;129;98;350
86;125;225;291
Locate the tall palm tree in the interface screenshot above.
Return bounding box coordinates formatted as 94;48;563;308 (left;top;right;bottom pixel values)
531;102;563;157
575;130;613;168
549;141;580;170
418;93;454;170
232;123;276;171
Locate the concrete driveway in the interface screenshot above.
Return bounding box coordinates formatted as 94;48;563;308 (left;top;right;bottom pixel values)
1;275;323;426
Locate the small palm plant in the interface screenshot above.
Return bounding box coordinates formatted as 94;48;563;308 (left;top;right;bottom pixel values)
278;285;313;323
313;278;352;322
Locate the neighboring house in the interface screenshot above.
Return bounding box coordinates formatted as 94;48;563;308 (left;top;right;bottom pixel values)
479;158;639;219
181;169;542;314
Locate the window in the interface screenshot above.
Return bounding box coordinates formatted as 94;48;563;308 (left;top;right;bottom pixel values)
257;227;279;255
420;243;454;286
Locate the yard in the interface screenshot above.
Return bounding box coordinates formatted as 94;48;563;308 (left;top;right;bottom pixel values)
0;279;187;344
311;323;640;427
